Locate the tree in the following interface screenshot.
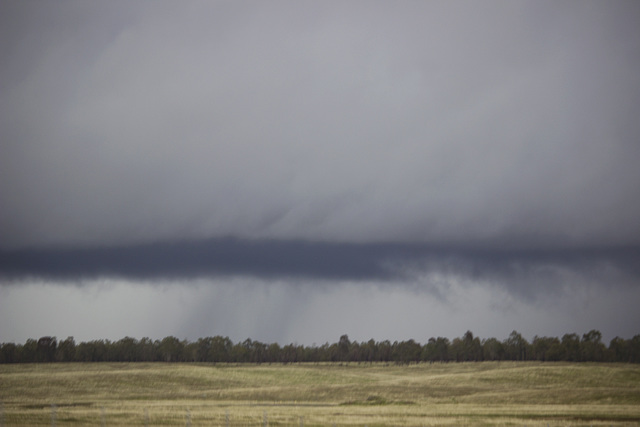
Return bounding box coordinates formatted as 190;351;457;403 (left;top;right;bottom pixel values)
581;330;605;362
140;337;158;361
209;336;232;362
362;339;377;363
482;338;504;361
423;337;449;362
378;340;392;362
562;333;581;361
449;338;464;362
183;341;198;362
250;340;268;363
37;336;57;362
338;335;351;361
231;339;250;363
3;330;640;364
195;337;213;362
531;336;560;362
56;337;76;362
393;339;421;364
629;335;640;363
505;331;528;361
609;337;630;362
462;331;483;361
546;340;565;361
21;339;38;362
114;337;138;362
281;343;301;363
348;341;362;362
0;343;18;363
266;342;281;363
76;340;108;362
158;336;183;362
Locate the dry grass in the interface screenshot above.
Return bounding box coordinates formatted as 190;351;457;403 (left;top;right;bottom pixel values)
1;362;639;425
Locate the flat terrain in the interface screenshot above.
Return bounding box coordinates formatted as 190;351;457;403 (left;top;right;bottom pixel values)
1;362;639;426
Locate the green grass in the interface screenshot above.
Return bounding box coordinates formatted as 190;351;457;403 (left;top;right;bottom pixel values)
1;362;639;425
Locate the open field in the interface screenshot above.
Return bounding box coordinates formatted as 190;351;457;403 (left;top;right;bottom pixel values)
1;362;639;426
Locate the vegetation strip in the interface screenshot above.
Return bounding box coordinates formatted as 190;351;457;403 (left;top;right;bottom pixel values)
2;330;639;364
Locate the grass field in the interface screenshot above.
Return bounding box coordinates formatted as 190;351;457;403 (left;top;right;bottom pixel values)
1;362;639;426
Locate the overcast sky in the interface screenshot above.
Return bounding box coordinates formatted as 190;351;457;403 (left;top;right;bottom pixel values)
1;0;639;346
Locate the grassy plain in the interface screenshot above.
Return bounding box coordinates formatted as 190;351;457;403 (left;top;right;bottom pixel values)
1;362;639;426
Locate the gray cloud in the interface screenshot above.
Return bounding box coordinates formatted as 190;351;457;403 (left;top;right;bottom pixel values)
2;275;640;346
0;239;403;281
2;1;639;250
1;1;639;344
2;239;638;305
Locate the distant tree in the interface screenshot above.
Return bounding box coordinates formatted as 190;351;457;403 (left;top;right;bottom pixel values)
362;339;377;363
338;335;351;361
462;331;473;360
609;337;630;363
392;339;421;364
348;341;362;362
317;343;331;363
251;340;268;363
0;343;18;363
74;341;93;362
302;344;321;362
561;333;581;362
531;336;561;362
3;330;640;364
423;337;449;362
629;335;640;363
581;330;605;362
139;337;158;361
462;331;483;361
449;338;464;362
195;337;213;362
505;331;528;361
21;339;38;362
183;341;198;362
114;337;139;362
422;338;436;361
37;337;57;362
482;338;504;361
209;336;232;363
281;343;301;363
158;336;183;362
266;342;281;363
231;339;250;363
546;340;565;361
378;340;392;362
56;337;76;362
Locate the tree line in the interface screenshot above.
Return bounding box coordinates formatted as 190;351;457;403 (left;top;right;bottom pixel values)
1;330;639;364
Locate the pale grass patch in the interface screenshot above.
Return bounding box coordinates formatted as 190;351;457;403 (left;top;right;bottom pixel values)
1;362;639;425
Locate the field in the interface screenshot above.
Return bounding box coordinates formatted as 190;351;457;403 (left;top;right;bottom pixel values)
1;362;639;426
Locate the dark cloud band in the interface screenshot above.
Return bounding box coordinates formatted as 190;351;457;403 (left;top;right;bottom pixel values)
0;239;397;281
2;239;639;288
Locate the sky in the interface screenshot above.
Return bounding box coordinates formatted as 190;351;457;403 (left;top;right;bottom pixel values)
1;0;640;346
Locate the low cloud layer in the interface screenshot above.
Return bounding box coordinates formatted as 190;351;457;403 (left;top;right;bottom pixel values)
2;239;638;304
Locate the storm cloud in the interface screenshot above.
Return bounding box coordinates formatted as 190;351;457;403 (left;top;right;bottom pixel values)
1;0;639;344
2;0;640;250
1;239;639;300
